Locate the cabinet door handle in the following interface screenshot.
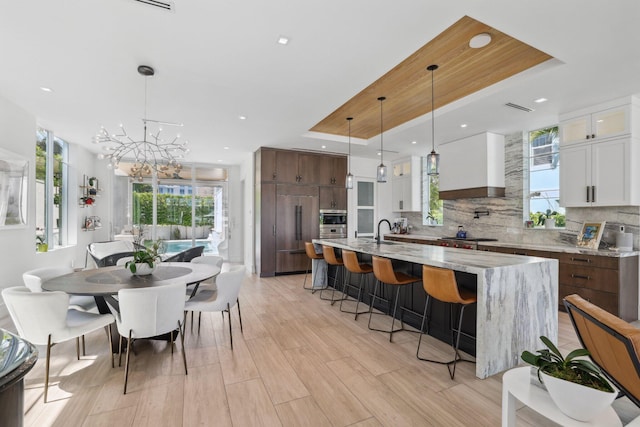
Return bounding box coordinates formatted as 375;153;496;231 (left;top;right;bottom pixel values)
586;186;590;202
571;274;591;280
273;224;276;236
591;186;596;203
399;200;403;210
592;134;596;139
570;257;592;263
272;172;277;180
586;134;590;139
513;252;527;256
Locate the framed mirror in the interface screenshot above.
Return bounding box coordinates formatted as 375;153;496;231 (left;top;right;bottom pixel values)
0;148;28;229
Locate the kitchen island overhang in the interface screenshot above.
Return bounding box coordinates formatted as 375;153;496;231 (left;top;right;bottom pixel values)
313;238;559;379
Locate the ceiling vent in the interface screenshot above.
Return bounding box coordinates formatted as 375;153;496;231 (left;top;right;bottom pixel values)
505;102;534;113
132;0;174;12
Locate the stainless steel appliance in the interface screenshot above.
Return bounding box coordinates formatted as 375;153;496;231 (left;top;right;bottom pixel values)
438;237;498;250
319;209;347;238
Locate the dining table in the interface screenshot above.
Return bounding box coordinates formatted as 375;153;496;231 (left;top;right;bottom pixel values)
42;262;221;351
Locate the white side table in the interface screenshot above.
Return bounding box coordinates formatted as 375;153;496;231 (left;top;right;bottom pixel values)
502;367;622;427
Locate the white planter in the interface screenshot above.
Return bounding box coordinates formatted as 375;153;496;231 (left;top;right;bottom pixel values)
540;371;616;422
545;218;556;229
131;263;156;276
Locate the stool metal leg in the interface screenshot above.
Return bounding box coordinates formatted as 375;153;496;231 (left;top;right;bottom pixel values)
417;299;476;380
320;265;346;304
339;271;371;317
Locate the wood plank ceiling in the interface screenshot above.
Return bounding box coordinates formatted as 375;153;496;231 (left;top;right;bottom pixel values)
310;15;553;139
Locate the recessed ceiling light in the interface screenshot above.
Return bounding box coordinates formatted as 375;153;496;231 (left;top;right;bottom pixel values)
238;115;247;120
218;159;223;162
321;145;326;149
469;33;492;49
411;141;417;145
40;87;53;92
377;152;381;156
277;36;290;45
460;124;468;128
534;97;548;103
224;146;229;150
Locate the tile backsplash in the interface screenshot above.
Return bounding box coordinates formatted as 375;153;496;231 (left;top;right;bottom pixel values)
403;131;640;250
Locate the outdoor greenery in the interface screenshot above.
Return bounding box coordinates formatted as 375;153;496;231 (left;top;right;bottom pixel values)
530;210;566;227
427;175;443;224
132;192;215;226
522;335;614;393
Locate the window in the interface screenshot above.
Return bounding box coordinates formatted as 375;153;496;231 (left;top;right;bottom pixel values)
423;158;443;225
528;126;565;227
36;128;68;249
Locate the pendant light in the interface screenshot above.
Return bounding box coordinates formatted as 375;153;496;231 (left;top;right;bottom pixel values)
376;96;387;183
426;64;440;176
345;117;354;189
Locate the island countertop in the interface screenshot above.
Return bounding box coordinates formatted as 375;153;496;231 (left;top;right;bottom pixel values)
314;238;559;379
314;238;552;273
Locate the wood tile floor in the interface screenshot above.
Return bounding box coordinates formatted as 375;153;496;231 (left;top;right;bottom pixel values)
2;272;638;426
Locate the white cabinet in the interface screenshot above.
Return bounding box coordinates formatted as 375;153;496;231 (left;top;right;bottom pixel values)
560;98;637;146
560;138;638;207
391;156;421;212
438;132;505;199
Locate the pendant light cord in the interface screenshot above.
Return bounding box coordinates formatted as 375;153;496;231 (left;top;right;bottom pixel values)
431;67;435;152
348;118;352;172
378;96;385;163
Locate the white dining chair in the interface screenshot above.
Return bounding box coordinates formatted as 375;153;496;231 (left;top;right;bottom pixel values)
184;265;244;349
1;286;115;403
108;280;187;394
23;266;99;357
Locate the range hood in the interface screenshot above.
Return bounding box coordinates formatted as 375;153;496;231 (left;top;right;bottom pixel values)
437;132;505;199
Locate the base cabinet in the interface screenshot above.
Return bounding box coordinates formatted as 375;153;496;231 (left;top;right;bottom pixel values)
478;245;638;321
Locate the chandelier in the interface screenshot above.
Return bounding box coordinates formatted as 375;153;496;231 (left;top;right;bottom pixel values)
93;65;189;181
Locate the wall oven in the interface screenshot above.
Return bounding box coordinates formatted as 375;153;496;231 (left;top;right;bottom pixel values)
319;210;347;238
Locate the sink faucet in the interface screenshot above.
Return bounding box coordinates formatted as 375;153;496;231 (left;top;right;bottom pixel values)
376;219;392;245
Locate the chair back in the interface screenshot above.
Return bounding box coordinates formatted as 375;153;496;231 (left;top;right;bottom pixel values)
342;250;367;274
115;281;186;339
2;286;70;345
163;246;205;262
371;256;398;284
322;245;343;266
87;241;142;267
23;266;73;292
564;294;640;407
215;266;245;309
422;265;466;304
305;242;323;260
191;255;223;269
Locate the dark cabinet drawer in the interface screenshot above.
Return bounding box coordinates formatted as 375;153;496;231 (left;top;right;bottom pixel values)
558;253;619;269
559;264;619;293
559;283;619;316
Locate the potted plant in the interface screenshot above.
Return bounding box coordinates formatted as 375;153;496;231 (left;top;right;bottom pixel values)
536;209;558;228
521;336;617;422
36;235;48;252
125;241;162;275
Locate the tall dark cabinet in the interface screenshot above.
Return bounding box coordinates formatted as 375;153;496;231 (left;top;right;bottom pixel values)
255;148;347;277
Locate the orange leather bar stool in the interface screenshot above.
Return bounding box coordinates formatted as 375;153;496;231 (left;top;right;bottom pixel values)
418;265;477;379
303;242;324;292
368;256;421;342
340;250;373;320
320;245;346;305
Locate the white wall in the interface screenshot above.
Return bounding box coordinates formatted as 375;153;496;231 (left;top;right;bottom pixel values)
240;152;254;273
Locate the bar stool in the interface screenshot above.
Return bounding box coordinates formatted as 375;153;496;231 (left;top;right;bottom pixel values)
320;245;346;305
303;242;324;292
340;250;373;320
368;256;421;342
417;264;477;379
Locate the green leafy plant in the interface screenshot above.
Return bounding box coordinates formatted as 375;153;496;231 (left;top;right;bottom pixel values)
125;241;162;273
521;336;614;392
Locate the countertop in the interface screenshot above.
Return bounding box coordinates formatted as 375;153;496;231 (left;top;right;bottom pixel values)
314;237;554;275
383;234;640;258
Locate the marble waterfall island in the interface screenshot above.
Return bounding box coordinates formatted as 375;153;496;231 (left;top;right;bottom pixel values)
313;238;559;379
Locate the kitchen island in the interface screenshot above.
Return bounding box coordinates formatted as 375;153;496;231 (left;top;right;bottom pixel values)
313;238;559;379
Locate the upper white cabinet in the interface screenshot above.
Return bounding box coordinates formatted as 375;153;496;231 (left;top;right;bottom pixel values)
560;138;637;207
560;97;637;146
438;132;505;199
559;96;640;207
391;156;421;212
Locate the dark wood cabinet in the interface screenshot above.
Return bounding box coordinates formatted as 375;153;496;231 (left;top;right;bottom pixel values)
319;186;347;210
256;148;346;276
477;244;638;321
318;156;348;186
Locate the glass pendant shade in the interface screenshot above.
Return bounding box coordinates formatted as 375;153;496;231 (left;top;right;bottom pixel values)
345;172;354;189
427;150;440;176
377;163;387;183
